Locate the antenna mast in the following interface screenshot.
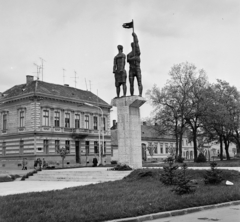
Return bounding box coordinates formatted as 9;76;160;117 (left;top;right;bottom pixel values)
33;63;41;80
39;57;46;81
63;68;66;84
85;78;88;91
71;71;79;88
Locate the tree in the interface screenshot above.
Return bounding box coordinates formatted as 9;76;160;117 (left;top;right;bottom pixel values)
57;147;70;168
147;62;209;161
201;80;240;160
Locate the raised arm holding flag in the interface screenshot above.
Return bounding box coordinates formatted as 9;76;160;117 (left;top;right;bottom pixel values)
122;20;143;97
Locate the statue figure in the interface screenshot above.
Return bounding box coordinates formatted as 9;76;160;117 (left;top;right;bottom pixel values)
127;32;143;97
113;45;127;97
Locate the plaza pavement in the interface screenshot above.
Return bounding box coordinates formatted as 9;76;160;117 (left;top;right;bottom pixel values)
0;166;240;196
144;205;240;222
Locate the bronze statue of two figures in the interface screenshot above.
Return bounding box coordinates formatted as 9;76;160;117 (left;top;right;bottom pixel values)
113;32;143;98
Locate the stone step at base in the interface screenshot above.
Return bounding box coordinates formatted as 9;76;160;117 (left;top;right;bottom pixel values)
25;170;132;182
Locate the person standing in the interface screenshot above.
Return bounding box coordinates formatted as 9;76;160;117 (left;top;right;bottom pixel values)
113;45;127;97
127;32;143;97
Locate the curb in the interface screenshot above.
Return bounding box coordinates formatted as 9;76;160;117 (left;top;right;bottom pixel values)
107;200;240;222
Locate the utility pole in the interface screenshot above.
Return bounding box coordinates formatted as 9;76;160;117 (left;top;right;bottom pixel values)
39;57;46;81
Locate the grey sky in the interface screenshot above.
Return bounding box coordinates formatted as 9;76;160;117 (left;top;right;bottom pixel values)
0;0;239;121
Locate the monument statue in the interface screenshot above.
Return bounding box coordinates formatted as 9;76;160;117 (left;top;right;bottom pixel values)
127;32;143;97
113;45;127;97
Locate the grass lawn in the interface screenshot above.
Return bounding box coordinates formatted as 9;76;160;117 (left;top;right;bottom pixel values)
0;168;240;222
143;159;240;168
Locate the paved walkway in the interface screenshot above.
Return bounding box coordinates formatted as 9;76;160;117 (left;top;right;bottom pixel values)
0;167;109;196
144;205;240;222
0;181;96;196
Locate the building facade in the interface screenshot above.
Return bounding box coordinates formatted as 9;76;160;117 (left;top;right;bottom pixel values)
111;121;236;162
0;76;112;167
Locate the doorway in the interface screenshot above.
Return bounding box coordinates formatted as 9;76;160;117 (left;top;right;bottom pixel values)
75;141;80;163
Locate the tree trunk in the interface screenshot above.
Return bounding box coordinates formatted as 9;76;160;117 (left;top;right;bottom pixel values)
62;157;65;168
175;133;179;159
234;130;240;155
179;133;183;158
223;136;231;160
192;130;198;162
219;136;223;161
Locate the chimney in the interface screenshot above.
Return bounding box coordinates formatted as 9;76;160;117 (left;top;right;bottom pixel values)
64;84;69;87
26;75;34;84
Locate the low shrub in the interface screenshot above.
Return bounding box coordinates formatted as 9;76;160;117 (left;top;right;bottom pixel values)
172;163;196;195
0;175;13;182
111;160;118;165
204;162;224;185
160;157;179;185
110;163;132;171
196;153;206;163
176;156;184;163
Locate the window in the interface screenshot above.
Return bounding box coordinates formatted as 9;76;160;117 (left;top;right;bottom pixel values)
75;114;80;128
65;140;70;152
2;142;6;156
20;111;24;127
54;112;60;127
165;143;168;154
3;114;7;131
43;110;49;126
94;141;99;153
104;142;106;154
43;140;49;154
65;113;70;128
20;140;24;155
182;140;184;146
160;143;163;154
103;117;106;131
55;140;60;152
85;115;89;129
93;116;98;130
85;141;89;155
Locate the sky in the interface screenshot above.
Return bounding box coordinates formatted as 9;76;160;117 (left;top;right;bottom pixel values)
0;0;240;124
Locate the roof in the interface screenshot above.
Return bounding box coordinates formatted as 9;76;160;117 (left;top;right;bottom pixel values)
141;125;174;140
110;124;175;146
2;80;110;107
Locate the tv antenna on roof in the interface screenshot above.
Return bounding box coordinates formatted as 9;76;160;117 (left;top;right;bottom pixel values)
39;57;46;81
33;63;41;80
71;71;79;88
85;78;88;91
63;68;66;84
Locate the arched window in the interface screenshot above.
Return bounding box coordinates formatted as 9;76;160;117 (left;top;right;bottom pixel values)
186;151;189;159
190;151;193;159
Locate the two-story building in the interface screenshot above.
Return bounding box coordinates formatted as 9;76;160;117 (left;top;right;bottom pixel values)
0;76;112;167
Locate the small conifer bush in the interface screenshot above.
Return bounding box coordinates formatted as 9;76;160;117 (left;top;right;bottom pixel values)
204;162;224;184
160;157;179;185
172;163;196;195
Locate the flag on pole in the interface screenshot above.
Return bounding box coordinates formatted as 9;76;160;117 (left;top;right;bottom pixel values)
122;21;133;29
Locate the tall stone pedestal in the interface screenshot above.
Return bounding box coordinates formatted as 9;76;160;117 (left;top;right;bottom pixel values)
111;96;146;168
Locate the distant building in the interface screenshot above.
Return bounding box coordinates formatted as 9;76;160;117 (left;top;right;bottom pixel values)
111;121;236;162
0;76;112;167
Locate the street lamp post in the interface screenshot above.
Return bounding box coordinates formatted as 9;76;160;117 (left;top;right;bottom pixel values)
84;102;104;165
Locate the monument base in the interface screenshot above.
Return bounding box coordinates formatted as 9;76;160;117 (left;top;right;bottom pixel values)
111;96;146;169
